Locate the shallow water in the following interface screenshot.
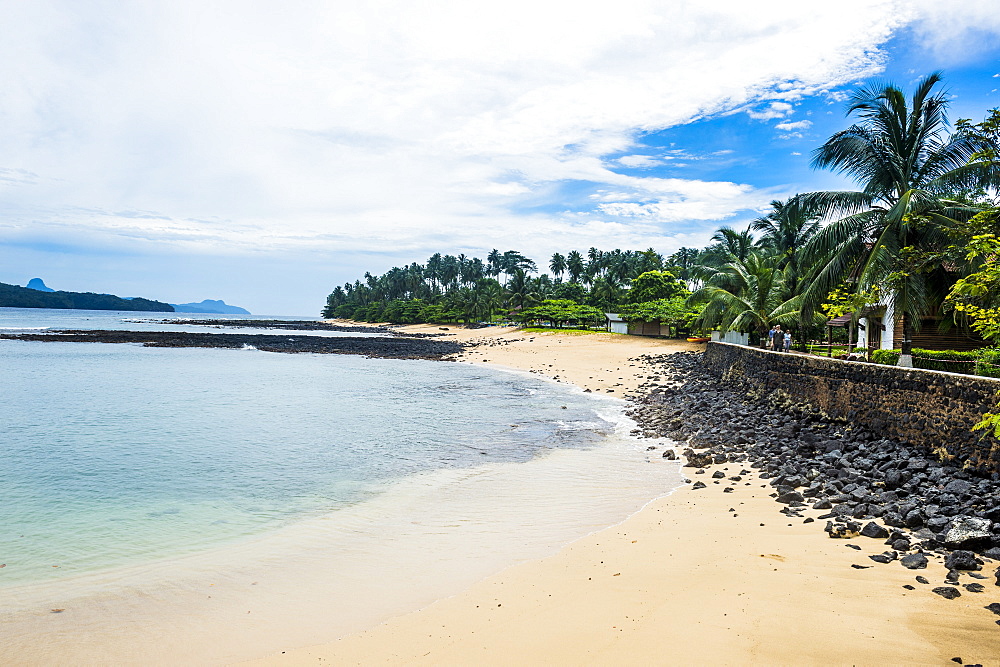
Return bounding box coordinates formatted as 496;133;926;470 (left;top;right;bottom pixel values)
0;309;682;664
0;307;375;336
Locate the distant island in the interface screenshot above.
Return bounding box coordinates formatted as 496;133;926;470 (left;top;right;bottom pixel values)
5;278;251;314
2;280;174;312
171;299;250;314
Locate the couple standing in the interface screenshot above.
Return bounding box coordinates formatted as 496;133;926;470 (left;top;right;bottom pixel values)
768;325;792;352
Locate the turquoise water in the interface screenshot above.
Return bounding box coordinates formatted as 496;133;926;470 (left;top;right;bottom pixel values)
2;336;609;586
0;309;680;665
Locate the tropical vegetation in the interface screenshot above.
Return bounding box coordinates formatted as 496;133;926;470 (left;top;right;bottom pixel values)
322;73;1000;355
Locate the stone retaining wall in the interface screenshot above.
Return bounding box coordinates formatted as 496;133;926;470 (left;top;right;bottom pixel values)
702;342;1000;473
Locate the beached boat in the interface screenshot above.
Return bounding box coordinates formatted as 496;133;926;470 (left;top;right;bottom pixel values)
686;336;710;343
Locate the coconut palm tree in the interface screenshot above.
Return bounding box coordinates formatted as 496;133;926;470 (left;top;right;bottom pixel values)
694;227;756;283
752;196;822;295
506;268;541;310
689;251;806;344
566;250;585;283
549;253;566;280
801;72;998;360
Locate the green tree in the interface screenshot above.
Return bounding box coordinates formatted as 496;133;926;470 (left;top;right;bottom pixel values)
945;230;1000;343
801;73;998;359
512;300;603;328
552;281;586;302
689;251;805;343
549;253;566;280
566;250;586;283
752;196;821;290
627;270;687;303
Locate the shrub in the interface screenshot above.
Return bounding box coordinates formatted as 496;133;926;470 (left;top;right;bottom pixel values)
870;347;988;375
871;349;900;365
910;348;981;374
977;349;1000;378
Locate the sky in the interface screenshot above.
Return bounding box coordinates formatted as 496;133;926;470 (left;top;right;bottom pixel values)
1;1;1000;315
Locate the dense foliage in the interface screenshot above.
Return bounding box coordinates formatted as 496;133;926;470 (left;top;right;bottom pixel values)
0;282;174;312
322;246;683;325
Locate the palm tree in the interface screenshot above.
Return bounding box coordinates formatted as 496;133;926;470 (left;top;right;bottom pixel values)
586;247;604;278
506;269;541;310
588;276;623;312
752;196;822;294
801;72;998;360
566;250;585;283
689;251;806;343
669;247;698;271
699;226;755;266
549;253;566;280
487;249;502;278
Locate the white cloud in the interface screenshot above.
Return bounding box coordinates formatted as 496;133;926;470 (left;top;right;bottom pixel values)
774;120;813;132
746;102;795;120
905;1;1000;61
2;0;995;311
616;155;662;168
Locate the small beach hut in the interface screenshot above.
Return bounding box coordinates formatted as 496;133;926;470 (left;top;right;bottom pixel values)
604;312;628;334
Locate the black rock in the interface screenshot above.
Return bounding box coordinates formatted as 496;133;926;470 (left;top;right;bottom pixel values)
692;481;707;490
904;510;924;528
712;470;726;479
775;491;805;504
927;516;951;532
944;550;981;571
890;538;911;552
903;584;915;590
932;586;962;599
860;522;890;539
900;553;929;570
882;511;905;528
812;499;833;510
851;564;871;569
944;479;972;496
985;602;1000;615
846;543;861;550
963;583;986;593
916;575;930;584
662;450;677;460
869;552;896;564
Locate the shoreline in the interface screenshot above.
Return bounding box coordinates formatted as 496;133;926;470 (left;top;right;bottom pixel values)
1;326;681;666
251;323;1000;666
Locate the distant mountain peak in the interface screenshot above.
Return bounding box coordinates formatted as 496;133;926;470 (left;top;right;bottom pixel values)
170;299;251;315
25;278;55;292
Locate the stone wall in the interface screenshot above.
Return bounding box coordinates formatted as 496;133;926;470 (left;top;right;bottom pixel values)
702;342;1000;473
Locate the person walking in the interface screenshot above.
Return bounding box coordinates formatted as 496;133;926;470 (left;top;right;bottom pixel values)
784;330;792;352
767;325;778;350
771;325;783;352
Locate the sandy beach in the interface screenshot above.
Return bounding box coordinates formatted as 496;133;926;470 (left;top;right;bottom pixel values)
250;325;1000;666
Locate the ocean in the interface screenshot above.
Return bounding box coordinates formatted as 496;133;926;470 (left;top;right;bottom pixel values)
0;308;682;664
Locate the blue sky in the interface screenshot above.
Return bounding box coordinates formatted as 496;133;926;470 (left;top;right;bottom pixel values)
1;2;999;315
